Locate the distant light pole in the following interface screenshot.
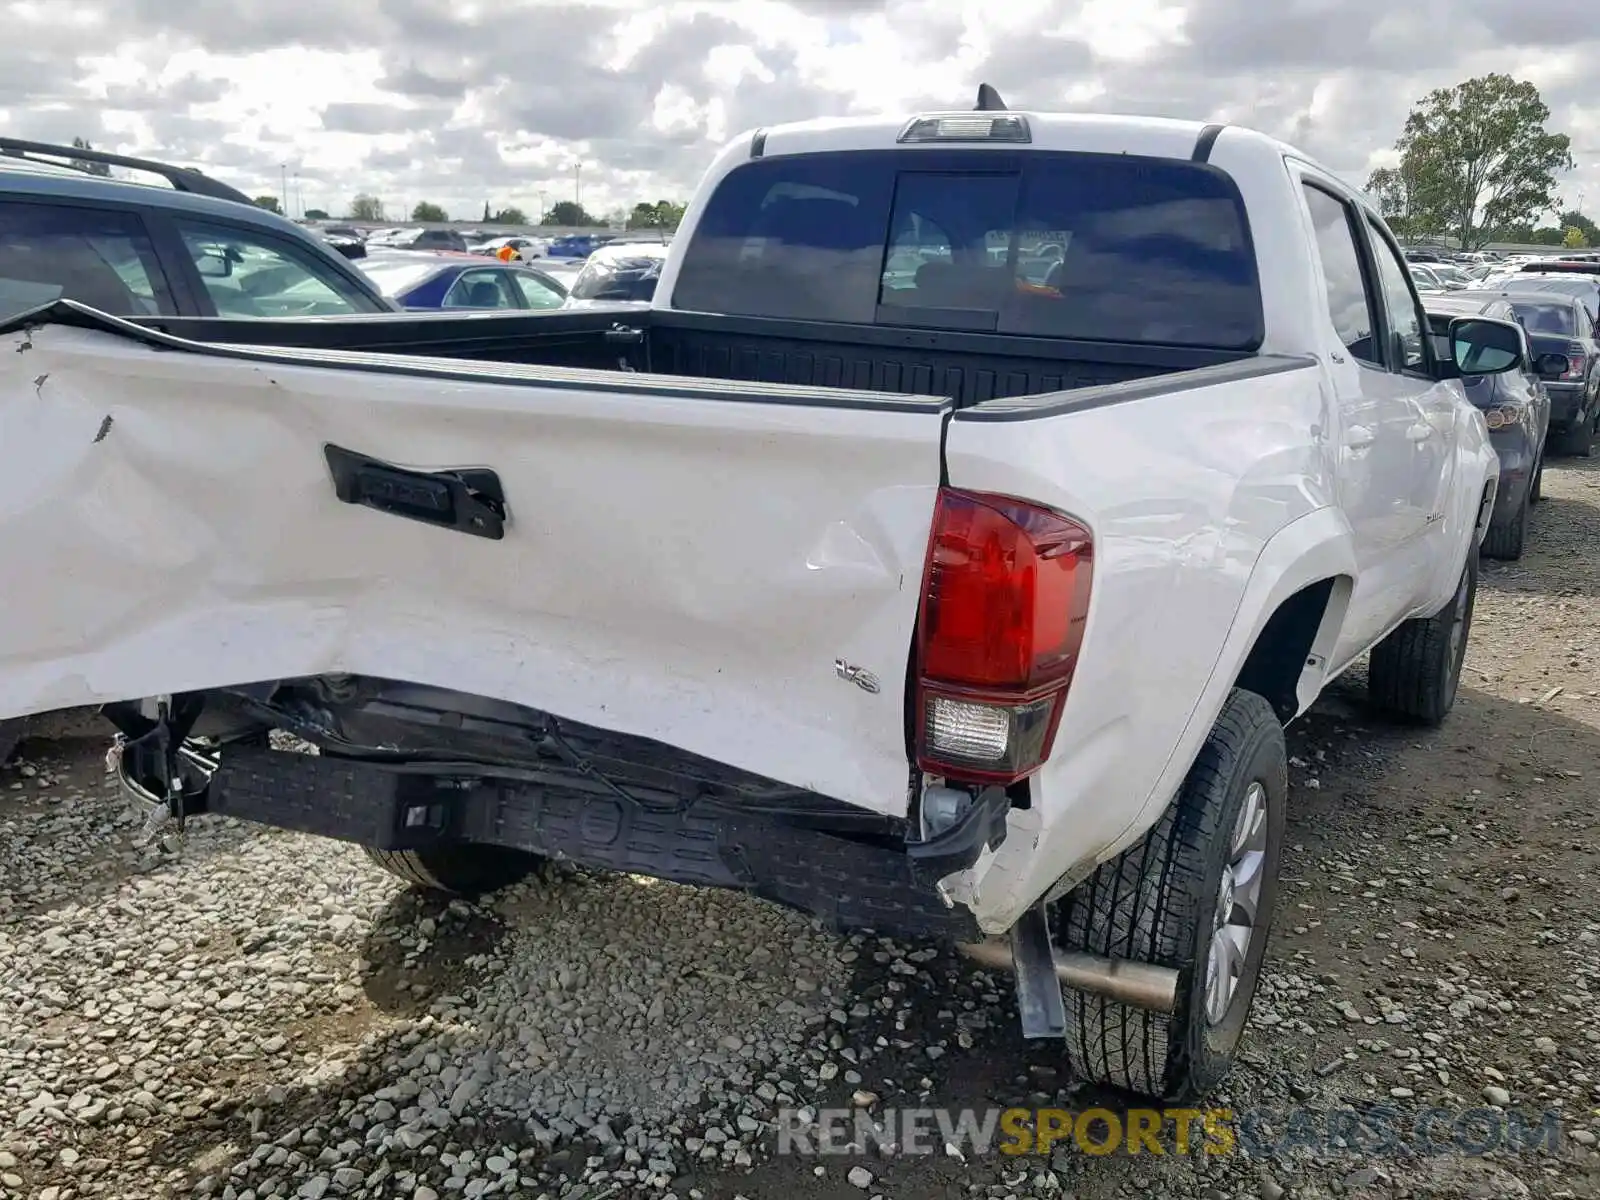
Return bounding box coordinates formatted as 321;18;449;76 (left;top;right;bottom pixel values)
572;162;582;212
279;163;287;214
538;191;548;223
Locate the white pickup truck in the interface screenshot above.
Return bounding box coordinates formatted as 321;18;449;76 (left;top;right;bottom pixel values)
0;90;1516;1101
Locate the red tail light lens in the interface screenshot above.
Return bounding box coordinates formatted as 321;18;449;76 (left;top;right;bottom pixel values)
915;489;1093;784
1564;347;1586;380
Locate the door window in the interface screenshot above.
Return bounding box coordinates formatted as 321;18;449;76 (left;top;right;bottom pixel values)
1301;185;1379;366
172;220;378;317
509;270;567;309
1364;218;1428;373
443;269;520;309
0;200;172;317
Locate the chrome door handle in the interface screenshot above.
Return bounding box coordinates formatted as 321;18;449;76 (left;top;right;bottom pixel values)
1406;422;1432;442
1345;425;1376;448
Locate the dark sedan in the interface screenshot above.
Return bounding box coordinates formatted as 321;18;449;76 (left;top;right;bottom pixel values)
1470;289;1600;457
1424;293;1553;560
357;255;569;311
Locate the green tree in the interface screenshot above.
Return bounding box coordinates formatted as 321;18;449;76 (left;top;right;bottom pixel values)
304;208;330;220
1391;74;1572;250
69;136;111;177
411;200;448;222
491;206;527;225
348;194;384;221
482;200;492;222
1529;226;1566;245
627;199;688;230
252;195;282;214
1563;225;1588;249
1557;210;1599;243
542;200;595;226
654;200;686;230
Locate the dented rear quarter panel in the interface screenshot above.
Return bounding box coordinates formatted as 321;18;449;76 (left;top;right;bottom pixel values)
0;319;951;819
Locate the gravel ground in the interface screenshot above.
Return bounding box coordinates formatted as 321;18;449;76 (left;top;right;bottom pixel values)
1;455;1597;1200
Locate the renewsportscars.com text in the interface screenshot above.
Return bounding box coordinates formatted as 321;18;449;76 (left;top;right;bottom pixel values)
774;1105;1567;1158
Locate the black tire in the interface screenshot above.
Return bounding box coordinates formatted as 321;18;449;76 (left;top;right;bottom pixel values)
1480;492;1528;560
1054;688;1287;1102
1555;407;1595;457
1367;547;1477;725
0;719;23;766
362;844;541;897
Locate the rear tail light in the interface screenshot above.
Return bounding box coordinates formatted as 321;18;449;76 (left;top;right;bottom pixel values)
1563;344;1587;380
913;488;1093;784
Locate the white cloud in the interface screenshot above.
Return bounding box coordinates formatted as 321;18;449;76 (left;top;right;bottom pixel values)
0;0;1595;225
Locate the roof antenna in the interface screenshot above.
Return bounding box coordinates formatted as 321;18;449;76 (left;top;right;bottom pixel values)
975;83;1008;112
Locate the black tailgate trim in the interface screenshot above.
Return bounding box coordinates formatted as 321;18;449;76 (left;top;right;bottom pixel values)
1;299;953;414
953;354;1318;421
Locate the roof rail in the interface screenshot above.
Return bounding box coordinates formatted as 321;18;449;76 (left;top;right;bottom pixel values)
975;83;1008;112
0;138;254;206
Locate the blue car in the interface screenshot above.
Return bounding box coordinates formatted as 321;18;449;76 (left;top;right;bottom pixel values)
545;234;612;260
357;254;570;311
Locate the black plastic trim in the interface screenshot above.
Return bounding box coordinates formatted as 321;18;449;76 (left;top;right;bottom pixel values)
188;740;986;940
653;308;1244;372
749;128;767;158
953;354;1317;421
905;785;1010;882
0;300;955;415
323;444;507;540
1192;123;1226;163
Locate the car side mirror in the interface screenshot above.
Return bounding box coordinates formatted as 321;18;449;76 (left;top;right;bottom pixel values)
1447;316;1524;377
196;249;233;278
1535;352;1569;379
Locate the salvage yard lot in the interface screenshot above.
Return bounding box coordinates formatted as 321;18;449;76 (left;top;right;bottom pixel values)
1;457;1597;1200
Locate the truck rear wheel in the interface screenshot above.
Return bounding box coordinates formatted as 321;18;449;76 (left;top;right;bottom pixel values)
1366;548;1476;725
362;844;541;897
1054;688;1286;1102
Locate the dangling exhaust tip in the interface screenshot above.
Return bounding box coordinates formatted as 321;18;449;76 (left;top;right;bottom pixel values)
957;936;1180;1015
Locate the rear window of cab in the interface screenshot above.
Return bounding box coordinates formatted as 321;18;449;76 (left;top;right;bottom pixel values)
671;149;1263;351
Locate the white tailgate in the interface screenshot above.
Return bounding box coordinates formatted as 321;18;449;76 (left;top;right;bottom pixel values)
0;321;950;818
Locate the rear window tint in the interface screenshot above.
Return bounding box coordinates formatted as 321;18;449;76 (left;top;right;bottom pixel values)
1510;301;1576;336
671;150;1262;350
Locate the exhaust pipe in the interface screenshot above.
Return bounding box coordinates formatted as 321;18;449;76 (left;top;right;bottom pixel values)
957;938;1180;1015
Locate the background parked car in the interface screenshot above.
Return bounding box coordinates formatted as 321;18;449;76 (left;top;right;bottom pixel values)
561;241;668;308
546;233;614;259
1424;292;1553;559
1492;272;1600;324
357;254;569;310
0;138;394;319
468;235;547;259
370;228;470;254
532;258;583;290
1473;288;1600;456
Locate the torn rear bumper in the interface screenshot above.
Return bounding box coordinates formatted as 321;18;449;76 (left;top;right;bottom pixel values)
116;733;1005;942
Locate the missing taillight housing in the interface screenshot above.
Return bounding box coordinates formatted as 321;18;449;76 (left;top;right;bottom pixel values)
914;488;1093;785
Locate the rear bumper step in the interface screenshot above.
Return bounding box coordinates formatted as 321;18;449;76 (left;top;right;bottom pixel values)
121;740;1008;942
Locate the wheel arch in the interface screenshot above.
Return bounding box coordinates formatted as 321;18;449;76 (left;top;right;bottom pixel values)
1232;573;1353;724
1091;507;1357;872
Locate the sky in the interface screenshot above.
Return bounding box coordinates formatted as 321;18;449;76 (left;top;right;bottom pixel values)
4;0;1598;225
